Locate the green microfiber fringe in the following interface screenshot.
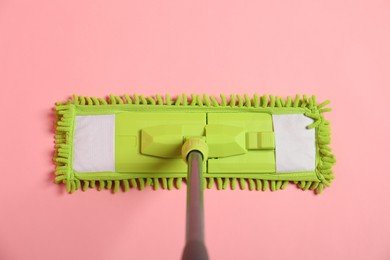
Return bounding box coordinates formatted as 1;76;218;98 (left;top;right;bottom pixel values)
72;178;294;193
303;99;336;194
71;177;328;194
53;101;76;193
69;93;322;110
54;94;335;194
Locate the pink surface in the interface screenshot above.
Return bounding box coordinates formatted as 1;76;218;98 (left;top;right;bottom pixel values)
1;1;389;259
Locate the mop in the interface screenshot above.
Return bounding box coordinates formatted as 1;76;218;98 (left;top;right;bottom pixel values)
53;94;335;259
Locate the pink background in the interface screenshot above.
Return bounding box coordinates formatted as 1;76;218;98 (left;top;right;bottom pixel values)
1;1;389;259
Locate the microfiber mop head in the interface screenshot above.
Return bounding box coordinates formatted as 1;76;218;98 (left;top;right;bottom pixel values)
53;94;335;194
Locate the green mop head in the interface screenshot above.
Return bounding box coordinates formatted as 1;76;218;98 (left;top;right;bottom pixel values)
53;94;335;194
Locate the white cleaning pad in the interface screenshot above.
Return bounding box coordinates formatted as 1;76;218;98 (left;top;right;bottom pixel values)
272;114;316;173
73;115;116;172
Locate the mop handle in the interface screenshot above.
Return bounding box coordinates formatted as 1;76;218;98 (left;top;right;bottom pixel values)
182;151;209;260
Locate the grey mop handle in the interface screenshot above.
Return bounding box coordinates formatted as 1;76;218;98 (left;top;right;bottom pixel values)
182;151;209;260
